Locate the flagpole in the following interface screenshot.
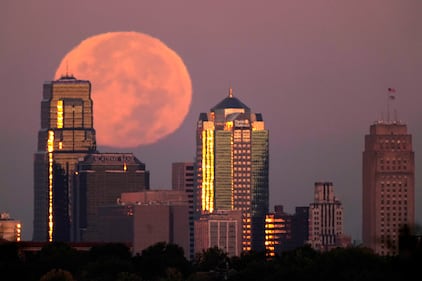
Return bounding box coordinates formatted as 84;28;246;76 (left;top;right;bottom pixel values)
387;92;390;123
387;88;396;123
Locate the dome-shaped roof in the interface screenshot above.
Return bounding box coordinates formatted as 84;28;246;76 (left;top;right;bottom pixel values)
211;88;250;111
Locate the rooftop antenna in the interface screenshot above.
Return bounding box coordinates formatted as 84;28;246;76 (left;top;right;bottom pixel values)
228;80;233;98
229;86;233;98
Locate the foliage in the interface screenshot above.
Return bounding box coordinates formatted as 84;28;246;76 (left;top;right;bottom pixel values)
134;241;190;281
39;269;75;281
0;239;421;281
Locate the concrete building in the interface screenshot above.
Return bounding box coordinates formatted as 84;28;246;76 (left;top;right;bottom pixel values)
0;213;21;242
308;182;350;252
195;210;242;257
73;153;149;242
121;190;190;257
33;75;97;242
172;162;195;259
194;88;269;252
363;121;415;255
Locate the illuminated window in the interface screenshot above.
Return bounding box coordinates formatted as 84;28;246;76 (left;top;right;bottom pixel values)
57;100;63;128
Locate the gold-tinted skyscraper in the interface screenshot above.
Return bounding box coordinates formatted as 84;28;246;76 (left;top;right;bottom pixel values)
362;95;415;255
194;88;269;253
33;75;96;242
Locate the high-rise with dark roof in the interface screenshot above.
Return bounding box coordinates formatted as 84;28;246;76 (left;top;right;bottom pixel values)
194;88;269;253
33;75;97;242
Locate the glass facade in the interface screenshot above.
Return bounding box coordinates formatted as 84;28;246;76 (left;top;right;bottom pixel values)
195;89;269;253
33;75;97;242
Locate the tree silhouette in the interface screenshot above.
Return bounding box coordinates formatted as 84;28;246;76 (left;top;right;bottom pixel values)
134;241;190;281
39;269;75;281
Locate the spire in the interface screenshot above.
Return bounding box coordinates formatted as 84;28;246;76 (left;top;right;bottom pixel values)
59;60;76;80
229;87;233;98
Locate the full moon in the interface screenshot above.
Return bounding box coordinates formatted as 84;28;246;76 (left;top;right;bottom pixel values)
55;31;192;148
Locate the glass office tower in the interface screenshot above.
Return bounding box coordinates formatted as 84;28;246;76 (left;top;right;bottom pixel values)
33;75;97;242
194;88;269;252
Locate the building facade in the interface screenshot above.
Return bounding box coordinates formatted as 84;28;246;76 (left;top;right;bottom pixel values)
195;210;242;257
308;182;350;251
33;75;97;242
265;205;310;255
264;212;285;257
121;190;190;257
363;122;415;255
73;153;150;242
194;88;269;252
172;162;195;259
0;213;21;242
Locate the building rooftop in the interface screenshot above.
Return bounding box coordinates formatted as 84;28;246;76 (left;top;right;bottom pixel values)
211;88;250;111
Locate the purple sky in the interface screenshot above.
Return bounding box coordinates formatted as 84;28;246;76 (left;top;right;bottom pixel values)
1;0;421;241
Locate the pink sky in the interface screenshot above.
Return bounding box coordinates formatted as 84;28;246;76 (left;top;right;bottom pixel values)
1;0;421;241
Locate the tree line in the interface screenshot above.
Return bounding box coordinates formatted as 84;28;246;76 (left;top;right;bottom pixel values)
0;237;421;281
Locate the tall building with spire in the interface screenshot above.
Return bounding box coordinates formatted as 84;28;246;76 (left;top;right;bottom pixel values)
362;89;415;255
33;75;97;242
194;88;269;253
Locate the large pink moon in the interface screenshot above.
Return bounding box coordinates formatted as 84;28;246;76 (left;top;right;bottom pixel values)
55;31;192;148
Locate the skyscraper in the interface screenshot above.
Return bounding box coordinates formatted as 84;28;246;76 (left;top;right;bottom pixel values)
363;121;415;255
33;75;97;242
308;182;350;251
194;88;269;252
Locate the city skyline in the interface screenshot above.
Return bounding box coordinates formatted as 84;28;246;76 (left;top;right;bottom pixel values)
1;1;422;242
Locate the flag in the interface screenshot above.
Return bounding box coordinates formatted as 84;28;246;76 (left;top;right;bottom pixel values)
388;88;396;99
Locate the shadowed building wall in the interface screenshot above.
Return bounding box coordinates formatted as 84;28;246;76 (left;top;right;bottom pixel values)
121;190;190;257
172;162;195;259
73;153;149;242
